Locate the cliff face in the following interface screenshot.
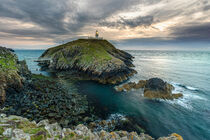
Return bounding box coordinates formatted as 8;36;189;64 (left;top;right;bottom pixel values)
0;47;31;105
0;47;22;105
39;39;137;84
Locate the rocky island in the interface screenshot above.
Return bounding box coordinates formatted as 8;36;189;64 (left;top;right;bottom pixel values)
38;39;137;84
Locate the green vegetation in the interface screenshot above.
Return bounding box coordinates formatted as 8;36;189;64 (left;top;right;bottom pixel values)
17;120;37;133
0;52;18;72
31;74;51;80
24;127;46;134
39;39;135;84
62;132;76;140
0;48;21;89
83;136;90;140
0;126;4;135
40;39;117;67
30;135;45;140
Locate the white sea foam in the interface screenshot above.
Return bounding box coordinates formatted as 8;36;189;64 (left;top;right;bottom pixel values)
185;86;198;91
92;113;126;132
163;82;206;110
165;98;193;110
170;82;199;91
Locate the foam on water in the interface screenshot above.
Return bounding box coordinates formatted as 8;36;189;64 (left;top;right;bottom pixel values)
162;82;207;110
185;86;198;91
92;113;126;132
171;82;199;91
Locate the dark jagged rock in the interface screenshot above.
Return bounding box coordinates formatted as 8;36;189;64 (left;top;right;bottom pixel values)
145;78;167;91
38;39;137;84
2;74;98;128
144;78;183;100
18;60;31;80
115;78;183;100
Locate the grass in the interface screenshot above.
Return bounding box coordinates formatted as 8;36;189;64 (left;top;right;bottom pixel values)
30;135;45;140
0;53;18;71
31;74;51;80
24;127;45;134
0;127;4;135
17;120;38;134
83;136;90;140
62;132;76;140
40;39;115;67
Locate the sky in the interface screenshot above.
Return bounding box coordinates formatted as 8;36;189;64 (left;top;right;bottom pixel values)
0;0;210;50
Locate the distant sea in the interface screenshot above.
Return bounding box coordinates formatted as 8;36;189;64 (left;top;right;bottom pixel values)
15;49;210;140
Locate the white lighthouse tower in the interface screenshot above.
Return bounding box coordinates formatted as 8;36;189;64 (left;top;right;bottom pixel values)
95;30;99;39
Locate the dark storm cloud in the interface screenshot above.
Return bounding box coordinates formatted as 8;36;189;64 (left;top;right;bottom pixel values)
171;23;210;41
203;5;210;11
99;16;154;28
0;0;73;34
0;0;141;37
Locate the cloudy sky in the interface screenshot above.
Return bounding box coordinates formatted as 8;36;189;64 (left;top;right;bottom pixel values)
0;0;210;49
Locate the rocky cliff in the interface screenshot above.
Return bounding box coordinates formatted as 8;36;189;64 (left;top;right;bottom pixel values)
0;47;31;105
38;39;137;84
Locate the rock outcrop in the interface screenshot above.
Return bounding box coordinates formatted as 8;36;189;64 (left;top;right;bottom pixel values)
115;78;183;100
0;47;27;105
116;80;147;92
38;39;137;84
0;114;183;140
144;78;183;100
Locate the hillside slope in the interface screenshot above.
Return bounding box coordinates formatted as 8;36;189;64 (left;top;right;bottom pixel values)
39;39;137;84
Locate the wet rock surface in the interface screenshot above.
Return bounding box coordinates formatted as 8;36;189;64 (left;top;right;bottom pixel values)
0;114;182;140
115;78;183;100
38;39;137;84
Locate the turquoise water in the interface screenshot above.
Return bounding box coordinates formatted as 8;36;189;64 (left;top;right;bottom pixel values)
15;50;210;140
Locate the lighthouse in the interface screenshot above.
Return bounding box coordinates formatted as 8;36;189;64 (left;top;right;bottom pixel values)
95;30;99;38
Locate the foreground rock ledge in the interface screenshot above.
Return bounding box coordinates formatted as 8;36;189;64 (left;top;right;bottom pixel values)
0;114;183;140
116;78;183;100
38;39;137;84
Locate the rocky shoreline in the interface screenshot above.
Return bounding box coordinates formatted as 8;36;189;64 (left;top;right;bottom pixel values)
0;46;183;139
0;114;183;140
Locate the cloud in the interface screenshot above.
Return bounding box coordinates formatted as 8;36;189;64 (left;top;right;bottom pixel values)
0;0;209;49
171;23;210;41
99;16;154;29
0;0;140;38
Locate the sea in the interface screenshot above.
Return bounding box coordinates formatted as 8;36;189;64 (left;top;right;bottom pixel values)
15;49;210;140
